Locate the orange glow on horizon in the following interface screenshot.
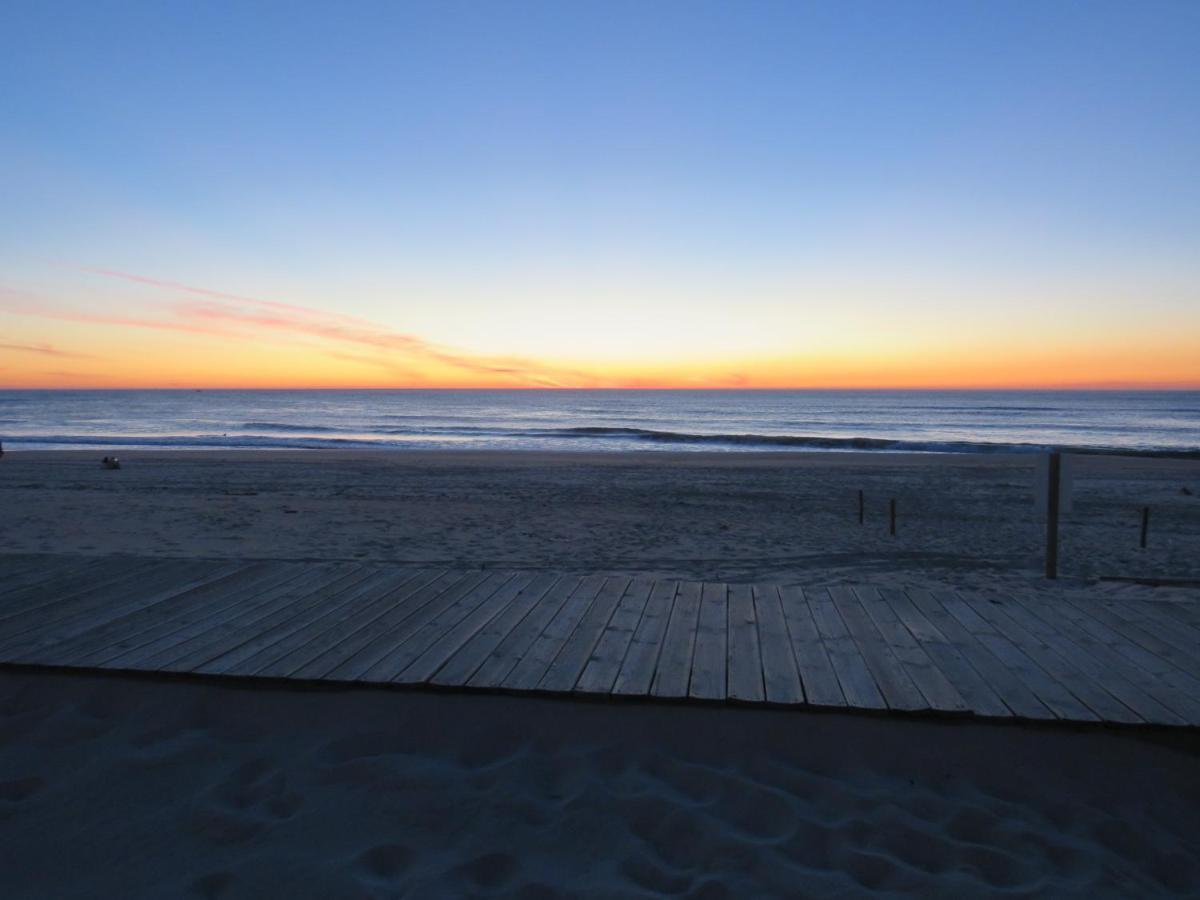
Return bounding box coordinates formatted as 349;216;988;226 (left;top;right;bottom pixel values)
2;269;1197;391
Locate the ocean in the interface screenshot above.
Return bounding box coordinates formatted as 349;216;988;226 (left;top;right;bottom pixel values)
0;390;1197;456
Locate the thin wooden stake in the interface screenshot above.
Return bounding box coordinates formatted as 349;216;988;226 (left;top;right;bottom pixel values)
1045;452;1060;579
889;498;896;536
1140;506;1150;549
858;490;864;525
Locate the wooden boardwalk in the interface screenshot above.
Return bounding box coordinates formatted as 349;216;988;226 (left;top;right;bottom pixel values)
2;554;1199;728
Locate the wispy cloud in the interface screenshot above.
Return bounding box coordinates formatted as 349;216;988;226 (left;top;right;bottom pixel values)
0;339;93;359
6;272;600;387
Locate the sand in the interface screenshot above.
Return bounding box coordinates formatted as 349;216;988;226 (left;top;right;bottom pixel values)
2;449;1200;897
0;450;1197;598
1;670;1198;899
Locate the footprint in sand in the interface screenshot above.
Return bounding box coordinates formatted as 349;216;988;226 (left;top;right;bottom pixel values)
357;842;413;887
187;759;304;846
0;775;45;805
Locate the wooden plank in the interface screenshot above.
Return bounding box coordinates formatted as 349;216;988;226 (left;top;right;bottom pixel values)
1006;595;1190;726
611;580;677;697
395;572;540;684
1151;598;1200;630
502;575;607;692
324;570;490;681
0;560;242;659
287;569;459;679
141;564;369;672
575;577;654;695
777;586;845;707
431;573;563;687
1092;598;1200;666
650;581;703;699
0;554;155;595
904;589;1050;720
18;562;308;666
538;576;632;692
199;567;421;677
252;568;443;679
954;591;1141;724
1044;597;1200;722
468;576;582;689
688;582;728;701
363;571;517;683
803;587;885;710
828;587;926;711
932;591;1099;723
0;557;167;628
750;585;803;705
878;588;1014;719
0;555;58;580
852;587;968;713
825;588;926;715
0;556;114;601
726;584;764;702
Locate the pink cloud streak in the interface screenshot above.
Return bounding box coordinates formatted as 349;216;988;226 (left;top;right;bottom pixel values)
6;271;597;387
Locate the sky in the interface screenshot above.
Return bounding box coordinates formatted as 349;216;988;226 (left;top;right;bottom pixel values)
1;0;1198;389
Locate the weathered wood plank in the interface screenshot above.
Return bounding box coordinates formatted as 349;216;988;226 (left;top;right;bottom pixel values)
253;568;441;679
688;582;728;701
650;581;703;699
726;584;764;702
852;587;968;713
0;556;116;602
360;572;517;683
20;562;310;666
803;587;885;710
0;558;168;628
321;570;488;681
279;569;451;679
144;564;369;672
829;586;927;711
1007;595;1190;726
0;560;242;659
878;588;1013;719
201;567;425;677
468;575;581;689
502;575;607;692
750;585;804;705
954;591;1140;724
576;577;654;695
611;580;677;697
432;573;563;687
1045;596;1200;722
1090;598;1200;668
777;586;845;707
933;591;1099;722
396;573;539;684
538;576;632;692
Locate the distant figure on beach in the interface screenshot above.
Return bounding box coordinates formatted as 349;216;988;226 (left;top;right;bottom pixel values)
101;456;121;470
0;441;4;460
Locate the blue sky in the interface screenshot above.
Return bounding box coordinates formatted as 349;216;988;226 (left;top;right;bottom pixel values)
1;1;1198;387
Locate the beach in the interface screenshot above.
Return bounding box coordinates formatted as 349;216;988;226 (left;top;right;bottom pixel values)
2;449;1200;898
1;449;1197;593
2;670;1198;899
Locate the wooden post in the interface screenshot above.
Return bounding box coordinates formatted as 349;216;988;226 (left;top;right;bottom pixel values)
1045;452;1060;579
889;498;896;536
858;490;864;525
1140;506;1150;549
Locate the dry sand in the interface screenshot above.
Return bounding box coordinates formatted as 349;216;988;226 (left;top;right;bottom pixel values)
0;449;1197;597
2;670;1198;899
2;449;1199;897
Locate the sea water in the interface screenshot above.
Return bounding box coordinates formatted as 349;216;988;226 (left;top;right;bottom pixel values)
0;390;1197;456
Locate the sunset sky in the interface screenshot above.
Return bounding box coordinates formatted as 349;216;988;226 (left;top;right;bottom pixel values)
2;1;1198;389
